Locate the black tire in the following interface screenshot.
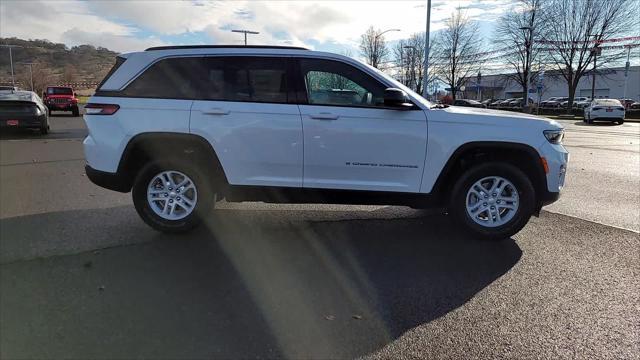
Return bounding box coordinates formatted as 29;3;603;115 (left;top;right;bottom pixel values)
40;124;49;135
617;119;624;125
48;108;52;116
449;162;535;241
132;160;214;233
72;107;79;117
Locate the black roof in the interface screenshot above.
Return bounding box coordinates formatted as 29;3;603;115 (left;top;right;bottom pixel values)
145;45;309;51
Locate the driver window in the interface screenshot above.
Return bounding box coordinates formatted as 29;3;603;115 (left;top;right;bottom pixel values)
299;58;385;108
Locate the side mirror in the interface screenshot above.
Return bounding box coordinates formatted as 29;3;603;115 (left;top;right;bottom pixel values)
384;88;413;109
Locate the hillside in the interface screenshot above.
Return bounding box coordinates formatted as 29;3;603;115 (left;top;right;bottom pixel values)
0;38;119;92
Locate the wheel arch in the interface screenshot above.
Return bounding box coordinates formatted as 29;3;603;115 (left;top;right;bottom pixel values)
431;141;547;206
117;132;229;192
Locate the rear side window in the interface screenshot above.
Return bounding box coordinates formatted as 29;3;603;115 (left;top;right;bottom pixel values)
122;56;288;103
200;57;288;103
97;56;126;90
123;57;202;99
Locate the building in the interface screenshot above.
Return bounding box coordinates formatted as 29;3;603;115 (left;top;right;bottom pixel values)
460;65;639;102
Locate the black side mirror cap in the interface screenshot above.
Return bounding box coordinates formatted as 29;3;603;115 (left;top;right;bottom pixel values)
383;88;414;109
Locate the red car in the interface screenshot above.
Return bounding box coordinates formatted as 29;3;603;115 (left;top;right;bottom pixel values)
43;86;79;116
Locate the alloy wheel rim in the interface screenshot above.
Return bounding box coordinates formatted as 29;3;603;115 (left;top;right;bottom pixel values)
465;176;519;228
147;170;198;220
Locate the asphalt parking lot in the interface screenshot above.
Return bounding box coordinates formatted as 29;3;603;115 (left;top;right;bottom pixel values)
1;114;639;359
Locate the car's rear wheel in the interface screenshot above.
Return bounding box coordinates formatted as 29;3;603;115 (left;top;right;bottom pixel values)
450;162;535;241
40;124;49;135
132;160;214;233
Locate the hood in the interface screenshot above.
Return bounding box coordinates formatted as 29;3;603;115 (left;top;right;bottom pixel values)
432;105;563;130
46;94;74;98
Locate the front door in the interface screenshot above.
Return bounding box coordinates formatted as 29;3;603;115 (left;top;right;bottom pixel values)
295;58;428;193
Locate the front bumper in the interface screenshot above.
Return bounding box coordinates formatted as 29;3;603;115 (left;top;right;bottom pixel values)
47;103;78;110
85;165;131;193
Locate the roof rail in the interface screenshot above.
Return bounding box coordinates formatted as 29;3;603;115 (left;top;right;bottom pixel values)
145;45;309;51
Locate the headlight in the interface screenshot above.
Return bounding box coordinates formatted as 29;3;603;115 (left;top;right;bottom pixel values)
35;107;43;115
544;129;564;144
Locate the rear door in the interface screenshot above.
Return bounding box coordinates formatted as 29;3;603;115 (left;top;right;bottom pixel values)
294;57;427;193
190;56;303;187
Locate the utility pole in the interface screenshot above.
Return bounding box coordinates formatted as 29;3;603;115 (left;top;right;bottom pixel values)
477;71;482;101
22;62;35;91
422;0;431;99
1;44;23;87
231;29;259;45
622;45;631;102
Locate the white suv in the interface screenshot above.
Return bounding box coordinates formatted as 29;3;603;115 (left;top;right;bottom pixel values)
83;45;568;240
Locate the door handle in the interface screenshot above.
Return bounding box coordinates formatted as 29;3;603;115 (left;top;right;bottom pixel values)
310;113;339;120
202;108;230;115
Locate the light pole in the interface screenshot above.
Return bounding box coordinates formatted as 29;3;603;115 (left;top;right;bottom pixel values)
622;45;631;103
589;34;601;101
422;0;432;99
231;29;259;45
519;26;532;113
372;28;400;68
1;44;23;87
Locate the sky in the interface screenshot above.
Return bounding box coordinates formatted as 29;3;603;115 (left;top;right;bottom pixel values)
0;0;517;55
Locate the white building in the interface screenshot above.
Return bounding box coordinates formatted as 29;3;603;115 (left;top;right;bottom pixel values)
461;65;639;102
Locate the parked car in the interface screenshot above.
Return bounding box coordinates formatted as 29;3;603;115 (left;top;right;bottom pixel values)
629;102;640;110
573;98;592;109
507;98;524;107
561;97;589;108
83;45;568;240
0;89;50;134
43;86;79;116
452;99;484;108
480;99;495;108
0;86;19;91
488;99;504;108
497;98;515;107
584;98;625;124
618;99;635;109
545;97;568;108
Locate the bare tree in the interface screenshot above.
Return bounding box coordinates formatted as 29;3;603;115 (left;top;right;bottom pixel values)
494;0;546;107
393;32;428;94
359;26;390;69
430;8;483;101
540;0;636;111
17;62;53;96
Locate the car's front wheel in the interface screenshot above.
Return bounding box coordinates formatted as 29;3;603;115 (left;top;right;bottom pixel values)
132;161;214;233
450;162;535;241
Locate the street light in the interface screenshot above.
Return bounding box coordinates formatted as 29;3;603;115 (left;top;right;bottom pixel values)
0;44;23;87
231;29;260;45
589;34;602;101
519;25;533;113
371;28;400;69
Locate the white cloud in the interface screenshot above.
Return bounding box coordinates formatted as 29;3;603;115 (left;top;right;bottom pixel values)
0;0;165;52
1;0;515;52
